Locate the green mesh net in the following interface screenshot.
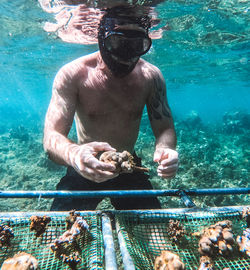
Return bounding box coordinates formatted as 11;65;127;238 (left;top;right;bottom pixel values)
116;210;250;270
0;214;104;270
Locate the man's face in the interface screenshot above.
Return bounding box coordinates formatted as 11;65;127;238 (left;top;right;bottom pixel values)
103;24;151;62
98;18;152;77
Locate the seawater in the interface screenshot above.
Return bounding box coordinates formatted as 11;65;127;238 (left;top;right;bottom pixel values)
0;0;249;211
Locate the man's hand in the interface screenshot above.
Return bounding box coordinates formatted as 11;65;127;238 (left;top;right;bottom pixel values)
71;142;119;183
153;148;178;178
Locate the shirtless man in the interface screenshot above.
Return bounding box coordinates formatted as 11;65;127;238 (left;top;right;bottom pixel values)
43;7;178;210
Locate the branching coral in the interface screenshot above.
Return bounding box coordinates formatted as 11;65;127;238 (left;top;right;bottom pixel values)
236;228;250;257
60;251;81;270
99;150;149;173
1;252;39;270
198;256;214;270
0;224;14;247
197;220;235;257
50;216;89;269
166;220;186;243
30;215;51;237
154;250;186;270
242;207;250;228
65;210;81;230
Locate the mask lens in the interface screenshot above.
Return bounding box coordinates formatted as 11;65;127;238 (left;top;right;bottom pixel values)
104;32;151;58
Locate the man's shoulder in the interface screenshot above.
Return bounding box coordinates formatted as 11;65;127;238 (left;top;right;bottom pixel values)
139;59;162;79
57;52;98;80
63;52;97;70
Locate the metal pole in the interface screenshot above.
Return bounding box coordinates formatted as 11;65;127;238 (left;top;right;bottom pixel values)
116;222;135;270
102;214;118;270
0;187;248;198
178;190;196;208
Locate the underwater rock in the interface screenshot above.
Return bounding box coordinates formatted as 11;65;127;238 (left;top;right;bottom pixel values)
197;220;235;257
50;216;89;269
166;220;186;243
0;224;14;247
182;111;202;129
154;250;186;270
236;228;250;257
99;150;149;173
198;256;214;270
30;216;51;237
1;252;39;270
222;111;250;133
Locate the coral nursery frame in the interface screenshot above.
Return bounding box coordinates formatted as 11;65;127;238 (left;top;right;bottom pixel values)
0;187;249;269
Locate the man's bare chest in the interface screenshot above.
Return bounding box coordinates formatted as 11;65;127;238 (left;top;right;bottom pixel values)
77;80;148;118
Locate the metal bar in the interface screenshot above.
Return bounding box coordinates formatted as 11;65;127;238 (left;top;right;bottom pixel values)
0;187;249;198
185;187;250;195
111;205;250;216
0;210;101;219
116;221;135;270
0;205;248;219
178;190;196;208
102;214;118;270
0;190;178;198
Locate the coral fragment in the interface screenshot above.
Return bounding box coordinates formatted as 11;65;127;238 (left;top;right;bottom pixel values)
1;252;39;270
166;220;186;242
154;250;186;270
0;224;14;248
50;216;89;269
99;151;149;173
30;215;51;237
198;220;235;257
236;228;250;257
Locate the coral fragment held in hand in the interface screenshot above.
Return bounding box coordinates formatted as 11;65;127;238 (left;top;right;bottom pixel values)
99;150;149;173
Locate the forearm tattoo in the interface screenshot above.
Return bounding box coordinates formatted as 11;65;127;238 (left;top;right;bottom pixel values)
148;77;171;121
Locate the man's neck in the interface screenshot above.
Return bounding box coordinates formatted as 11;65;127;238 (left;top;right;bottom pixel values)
96;51;139;81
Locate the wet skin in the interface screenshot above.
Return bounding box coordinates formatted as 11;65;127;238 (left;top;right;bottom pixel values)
44;27;178;182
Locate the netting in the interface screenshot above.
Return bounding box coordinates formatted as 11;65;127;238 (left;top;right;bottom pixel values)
116;210;250;270
0;214;104;270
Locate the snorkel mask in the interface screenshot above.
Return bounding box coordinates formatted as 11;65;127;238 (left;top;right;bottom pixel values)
98;10;152;77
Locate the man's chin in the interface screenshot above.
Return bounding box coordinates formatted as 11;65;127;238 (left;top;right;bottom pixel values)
111;54;139;65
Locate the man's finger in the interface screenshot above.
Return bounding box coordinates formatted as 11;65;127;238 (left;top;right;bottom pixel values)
159;158;178;166
88;142;116;152
158;172;176;178
84;156;116;171
153;149;164;162
157;164;178;173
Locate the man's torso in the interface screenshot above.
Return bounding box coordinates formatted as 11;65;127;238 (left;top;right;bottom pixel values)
66;52;156;152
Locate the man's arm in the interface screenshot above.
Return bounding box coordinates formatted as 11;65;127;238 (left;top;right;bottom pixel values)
146;69;178;178
43;65;117;182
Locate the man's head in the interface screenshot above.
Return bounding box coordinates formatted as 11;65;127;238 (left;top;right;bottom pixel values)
98;6;152;77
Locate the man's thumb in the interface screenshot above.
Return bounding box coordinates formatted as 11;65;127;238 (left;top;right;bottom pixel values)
153;149;163;162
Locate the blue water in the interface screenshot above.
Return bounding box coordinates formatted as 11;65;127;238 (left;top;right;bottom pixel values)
1;0;249;124
0;0;249;211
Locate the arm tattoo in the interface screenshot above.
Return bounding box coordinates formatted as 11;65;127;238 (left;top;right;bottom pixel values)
148;77;171;121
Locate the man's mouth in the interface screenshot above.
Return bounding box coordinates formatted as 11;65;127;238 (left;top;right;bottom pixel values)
111;54;138;65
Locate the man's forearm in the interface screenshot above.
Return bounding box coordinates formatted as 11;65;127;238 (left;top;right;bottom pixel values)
43;130;78;167
155;128;177;150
